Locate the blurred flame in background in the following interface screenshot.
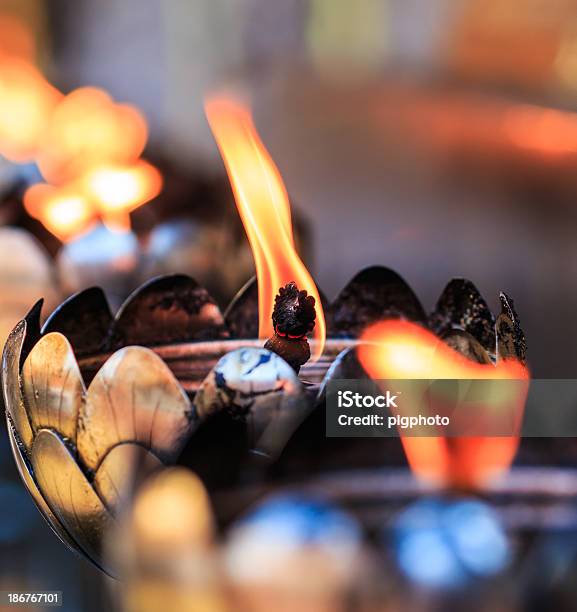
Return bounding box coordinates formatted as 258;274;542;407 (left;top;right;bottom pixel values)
503;105;577;154
83;160;162;220
0;59;61;162
36;87;148;184
205;95;326;358
23;183;92;241
0;14;36;61
358;320;529;489
0;17;161;242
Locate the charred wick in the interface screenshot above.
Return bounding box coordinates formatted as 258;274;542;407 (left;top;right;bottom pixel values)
264;281;316;373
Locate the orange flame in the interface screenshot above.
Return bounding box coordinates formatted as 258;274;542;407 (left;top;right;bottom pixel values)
0;15;36;61
83;160;163;214
37;87;148;185
358;320;529;489
24;183;94;241
205;95;326;358
23;158;162;242
0;17;159;242
503;105;577;155
0;58;61;162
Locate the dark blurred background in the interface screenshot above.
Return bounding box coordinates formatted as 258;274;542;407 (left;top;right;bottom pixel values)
3;0;577;609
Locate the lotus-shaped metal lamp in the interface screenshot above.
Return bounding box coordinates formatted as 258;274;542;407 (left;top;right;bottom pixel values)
2;267;528;575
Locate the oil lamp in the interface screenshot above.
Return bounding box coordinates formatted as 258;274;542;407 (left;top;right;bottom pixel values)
2;93;532;588
1;263;529;574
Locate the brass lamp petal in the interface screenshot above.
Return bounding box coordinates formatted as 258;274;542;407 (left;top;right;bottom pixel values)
94;443;163;513
497;292;527;364
317;346;369;404
31;428;114;572
6;421;80;554
328;266;426;337
2;320;34;450
430;278;496;354
22;332;84;442
78;346;195;472
441;329;493;365
108;275;229;349
41;286;113;357
224;276;259;339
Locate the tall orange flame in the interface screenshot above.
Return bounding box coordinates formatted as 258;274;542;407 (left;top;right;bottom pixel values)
205;95;326;359
358;320;529;489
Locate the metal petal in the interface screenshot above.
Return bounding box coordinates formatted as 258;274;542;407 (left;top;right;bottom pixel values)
328;266;426;338
78;346;195;472
22;332;84;442
21;299;44;357
496;292;527;364
316;346;370;404
224;276;258;339
31;428;114;572
430;278;496;353
94;443;163;513
6;419;80;555
2;320;33;450
42;287;113;357
441;329;492;365
108;274;229;349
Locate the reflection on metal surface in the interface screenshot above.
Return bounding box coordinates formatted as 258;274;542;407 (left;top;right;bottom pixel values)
22;332;83;441
6;419;80;555
78;346;194;472
94;443;162;512
1;293;206;574
195;347;311;459
32;428;114;571
3;320;34;450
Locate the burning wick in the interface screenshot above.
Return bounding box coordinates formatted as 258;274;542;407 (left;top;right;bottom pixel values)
264;281;316;373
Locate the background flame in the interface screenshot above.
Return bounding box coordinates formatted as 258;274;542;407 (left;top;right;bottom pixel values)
205;95;326;359
23;183;93;241
0;58;61;162
358;320;529;489
36;87;148;185
0;18;160;243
